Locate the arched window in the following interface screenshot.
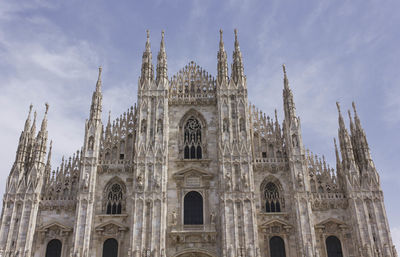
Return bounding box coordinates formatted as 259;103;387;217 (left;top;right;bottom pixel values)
184;117;202;159
269;236;286;257
265;182;281;213
102;238;118;257
106;184;123;214
326;236;343;257
184;191;203;225
45;239;62;257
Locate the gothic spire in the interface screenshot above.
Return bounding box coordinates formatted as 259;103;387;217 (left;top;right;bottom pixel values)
217;29;228;84
89;67;103;122
282;64;296;122
156;30;168;85
231;29;244;83
30;111;37;138
24;104;33;132
40;103;49;133
140;30;154;84
351;102;373;169
336;102;355;168
334;138;341;172
96;66;102;92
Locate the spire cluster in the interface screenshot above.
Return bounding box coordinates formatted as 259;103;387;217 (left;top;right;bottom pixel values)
335;101;376;187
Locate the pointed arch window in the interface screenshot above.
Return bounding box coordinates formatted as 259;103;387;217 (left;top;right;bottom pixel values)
105;183;123;214
269;236;286;257
326;236;343;257
264;182;281;213
102;238;118;257
45;239;62;257
184;117;202;159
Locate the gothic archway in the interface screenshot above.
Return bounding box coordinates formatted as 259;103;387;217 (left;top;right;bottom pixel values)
102;238;118;257
269;236;286;257
326;236;343;257
45;239;62;257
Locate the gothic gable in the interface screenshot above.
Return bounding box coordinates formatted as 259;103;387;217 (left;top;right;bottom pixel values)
169;61;216;105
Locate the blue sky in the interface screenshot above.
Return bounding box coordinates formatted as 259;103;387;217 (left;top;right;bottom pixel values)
0;0;399;247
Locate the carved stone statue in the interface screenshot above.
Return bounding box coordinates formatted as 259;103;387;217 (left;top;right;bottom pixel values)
171;210;177;225
210;211;216;224
137;172;144;189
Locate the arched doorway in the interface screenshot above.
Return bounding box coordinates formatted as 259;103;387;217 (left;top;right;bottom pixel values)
269;236;286;257
45;239;62;257
184;191;203;225
102;238;118;257
326;236;343;257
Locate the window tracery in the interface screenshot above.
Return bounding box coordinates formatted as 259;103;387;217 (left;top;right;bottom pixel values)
105;183;124;215
264;182;282;213
184;117;202;159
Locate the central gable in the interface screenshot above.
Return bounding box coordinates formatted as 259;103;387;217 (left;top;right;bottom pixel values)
169;61;216;105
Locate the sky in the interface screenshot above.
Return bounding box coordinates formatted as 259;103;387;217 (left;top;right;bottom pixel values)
0;0;399;248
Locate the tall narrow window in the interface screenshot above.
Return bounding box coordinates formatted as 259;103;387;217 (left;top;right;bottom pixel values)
45;239;62;257
106;184;123;215
326;236;343;257
184;191;203;225
102;238;118;257
269;236;286;257
184;117;202;159
265;182;281;213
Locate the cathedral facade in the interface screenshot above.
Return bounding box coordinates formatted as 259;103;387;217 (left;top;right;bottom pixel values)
0;29;397;257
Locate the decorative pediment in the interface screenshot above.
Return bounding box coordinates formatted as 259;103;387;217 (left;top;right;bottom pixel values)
315;218;349;232
259;218;292;234
95;221;128;236
173;167;213;187
260;218;292;229
38;222;72;233
38;222;73;239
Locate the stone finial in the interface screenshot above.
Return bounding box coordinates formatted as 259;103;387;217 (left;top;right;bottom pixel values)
336;102;341;113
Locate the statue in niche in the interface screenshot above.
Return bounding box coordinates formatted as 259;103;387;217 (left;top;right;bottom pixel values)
83;172;90;189
292;134;299;147
225;172;232;190
242;173;249;188
154;174;161;188
171;210;177;225
137;172;144;189
88;136;94;151
210;211;216;224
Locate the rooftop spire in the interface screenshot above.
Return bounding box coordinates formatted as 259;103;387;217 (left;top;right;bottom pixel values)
30;110;37;136
283;64;289;90
352;101;362;131
24;104;33;132
89;67;103;121
96;66;102;91
234;28;239;50
219;29;225;50
231;29;244;83
146;29;150;51
217;29;228;84
40;103;49;132
336;102;345;130
282;65;296;122
156;30;168;85
141;29;154;83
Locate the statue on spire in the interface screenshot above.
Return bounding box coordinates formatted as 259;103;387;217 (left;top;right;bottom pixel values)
217;29;228;84
156;30;168;85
